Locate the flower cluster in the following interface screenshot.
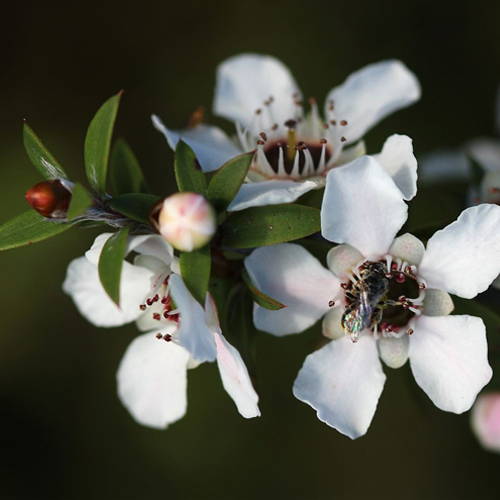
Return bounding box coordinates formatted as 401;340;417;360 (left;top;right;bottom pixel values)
3;54;500;445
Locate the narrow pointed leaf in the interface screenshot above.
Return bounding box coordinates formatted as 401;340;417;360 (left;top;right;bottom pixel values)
221;204;320;248
108;193;160;225
207;152;253;211
98;227;129;305
84;92;122;193
242;269;286;310
0;211;72;251
179;245;211;304
224;284;257;380
174;140;207;194
66;183;93;220
110;138;148;194
23;123;67;179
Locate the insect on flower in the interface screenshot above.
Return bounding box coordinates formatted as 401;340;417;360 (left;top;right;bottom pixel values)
341;262;389;342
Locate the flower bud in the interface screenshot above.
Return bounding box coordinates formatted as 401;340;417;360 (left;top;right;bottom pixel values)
25;179;72;218
157;192;216;252
471;392;500;452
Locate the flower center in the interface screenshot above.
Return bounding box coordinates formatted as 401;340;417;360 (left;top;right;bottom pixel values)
339;258;425;342
236;95;349;181
257;136;333;179
139;276;180;342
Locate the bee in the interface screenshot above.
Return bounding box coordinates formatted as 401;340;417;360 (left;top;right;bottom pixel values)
341;262;389;342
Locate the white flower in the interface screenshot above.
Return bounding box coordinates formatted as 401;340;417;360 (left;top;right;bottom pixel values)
244;156;500;438
63;233;260;428
419;87;500;288
471;392;500;453
420;87;500;204
156;192;216;252
152;53;420;211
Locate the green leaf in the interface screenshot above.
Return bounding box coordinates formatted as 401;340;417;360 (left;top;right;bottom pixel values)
108;193;161;225
209;275;234;331
242;269;286;310
84;92;122;193
179;245;211;304
110;138;148;195
0;211;72;251
23;122;67;179
224;284;258;379
297;187;325;209
207;152;253;211
66;183;93;219
221;204;321;248
98;227;129;306
174;140;207;194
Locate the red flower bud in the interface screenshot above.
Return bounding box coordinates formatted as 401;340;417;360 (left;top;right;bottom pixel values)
25;180;72;218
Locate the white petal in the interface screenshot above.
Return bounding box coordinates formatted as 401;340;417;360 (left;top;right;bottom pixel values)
116;332;190;429
168;274;217;362
84;233;113;265
378;336;409;369
129;234;174;267
205;293;260;418
388;233;425;265
152;115;241;172
228;179;317;211
422;289;454;316
326;244;364;279
213;53;300;130
214;332;260;418
321;156;408;259
293;335;386;439
322;307;345;340
203;293;220;332
418;150;470;183
467;138;500;172
325;60;420;144
374;134;417;200
63;257;154;328
86;233;173;268
419;204;500;298
244;244;339;336
409;315;492;413
336;141;367;166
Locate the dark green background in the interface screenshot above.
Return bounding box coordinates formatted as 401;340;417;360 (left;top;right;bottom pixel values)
2;1;500;498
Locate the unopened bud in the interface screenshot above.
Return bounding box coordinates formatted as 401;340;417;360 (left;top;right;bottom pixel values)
471;392;500;452
157;192;216;252
25;179;72;218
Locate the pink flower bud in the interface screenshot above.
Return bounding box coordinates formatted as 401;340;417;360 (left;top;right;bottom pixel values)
157;192;216;252
25;179;72;218
471;392;500;452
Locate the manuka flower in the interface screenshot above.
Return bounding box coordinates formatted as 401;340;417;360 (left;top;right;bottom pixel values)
63;233;260;428
244;156;500;438
152;53;420;210
419;87;500;287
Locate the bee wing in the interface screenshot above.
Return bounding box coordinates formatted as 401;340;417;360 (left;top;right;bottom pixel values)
358;290;374;330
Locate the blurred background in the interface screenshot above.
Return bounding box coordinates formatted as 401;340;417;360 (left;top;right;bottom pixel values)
2;0;500;498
